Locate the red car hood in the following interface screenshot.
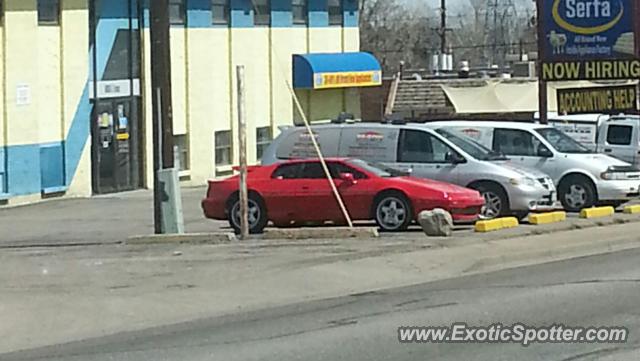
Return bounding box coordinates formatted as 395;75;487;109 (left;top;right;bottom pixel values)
391;176;480;197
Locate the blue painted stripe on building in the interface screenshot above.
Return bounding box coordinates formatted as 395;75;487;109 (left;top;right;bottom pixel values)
187;0;213;28
6;144;41;196
271;0;292;27
343;0;358;27
231;0;253;28
0;147;6;194
40;142;65;190
309;0;328;27
64;86;91;186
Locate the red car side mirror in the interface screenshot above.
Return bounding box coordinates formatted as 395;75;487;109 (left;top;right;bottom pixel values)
340;172;357;184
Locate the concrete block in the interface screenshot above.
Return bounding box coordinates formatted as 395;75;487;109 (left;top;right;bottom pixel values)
417;208;453;237
126;233;236;245
262;227;379;240
529;211;567;225
580;206;615;219
623;205;640;214
501;217;519;229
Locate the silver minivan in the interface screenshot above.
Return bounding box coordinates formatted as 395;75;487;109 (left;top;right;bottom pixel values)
425;121;640;212
261;121;558;220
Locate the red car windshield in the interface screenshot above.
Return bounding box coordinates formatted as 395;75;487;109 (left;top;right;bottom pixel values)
345;159;407;178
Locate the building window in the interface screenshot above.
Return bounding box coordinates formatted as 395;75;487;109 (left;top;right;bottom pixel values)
292;0;307;25
169;0;186;25
253;0;270;26
38;0;60;25
174;135;190;171
215;130;232;165
256;127;272;160
212;0;229;24
328;0;343;26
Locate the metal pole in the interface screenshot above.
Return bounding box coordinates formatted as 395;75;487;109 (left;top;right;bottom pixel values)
153;88;163;233
236;66;249;239
149;0;175;233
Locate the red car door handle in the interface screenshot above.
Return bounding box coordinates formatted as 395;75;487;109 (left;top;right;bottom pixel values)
302;186;310;190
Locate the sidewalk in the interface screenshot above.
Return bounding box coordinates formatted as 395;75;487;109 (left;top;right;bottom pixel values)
0;187;227;247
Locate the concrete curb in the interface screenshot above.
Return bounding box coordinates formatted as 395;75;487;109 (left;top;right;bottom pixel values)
262;227;379;240
126;233;237;245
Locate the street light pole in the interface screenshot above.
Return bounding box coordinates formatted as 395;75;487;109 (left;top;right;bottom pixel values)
149;0;175;233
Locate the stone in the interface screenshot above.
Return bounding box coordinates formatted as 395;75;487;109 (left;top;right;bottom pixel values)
418;208;453;237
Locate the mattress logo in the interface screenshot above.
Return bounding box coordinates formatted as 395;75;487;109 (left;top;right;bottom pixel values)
552;0;624;35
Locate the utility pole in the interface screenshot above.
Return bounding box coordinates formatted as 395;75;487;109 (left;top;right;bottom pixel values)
149;0;175;233
236;66;249;239
535;0;548;124
439;0;447;54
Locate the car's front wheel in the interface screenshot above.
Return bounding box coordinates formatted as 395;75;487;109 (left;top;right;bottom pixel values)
469;182;509;220
373;192;412;232
558;176;596;212
227;193;269;234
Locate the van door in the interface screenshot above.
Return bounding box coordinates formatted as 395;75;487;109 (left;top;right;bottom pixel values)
598;122;637;165
493;128;555;176
391;129;461;184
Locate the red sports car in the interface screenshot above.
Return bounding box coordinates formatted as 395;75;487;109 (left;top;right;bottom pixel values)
202;158;484;233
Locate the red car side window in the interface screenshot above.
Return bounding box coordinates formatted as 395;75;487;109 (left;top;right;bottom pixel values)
272;163;302;179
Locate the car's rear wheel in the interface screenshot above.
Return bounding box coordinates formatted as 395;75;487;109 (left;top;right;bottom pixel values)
227;193;268;234
469;182;509;220
373;192;412;232
558;176;596;212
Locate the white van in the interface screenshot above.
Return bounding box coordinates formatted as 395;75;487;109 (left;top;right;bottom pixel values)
261;121;558;220
425;121;640;212
545;113;640;167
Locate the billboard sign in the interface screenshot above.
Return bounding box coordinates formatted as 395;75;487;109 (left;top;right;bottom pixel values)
556;84;638;114
540;0;637;61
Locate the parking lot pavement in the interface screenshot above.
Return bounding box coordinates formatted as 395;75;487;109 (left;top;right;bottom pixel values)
2;187;640;248
3;220;640;355
0;187;227;247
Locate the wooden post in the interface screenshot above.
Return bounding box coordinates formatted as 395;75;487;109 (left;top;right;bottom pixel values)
535;0;548;124
236;66;249;239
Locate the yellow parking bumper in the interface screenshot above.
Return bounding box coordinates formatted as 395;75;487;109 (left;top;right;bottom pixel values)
475;217;519;232
580;206;614;219
623;205;640;214
529;211;567;225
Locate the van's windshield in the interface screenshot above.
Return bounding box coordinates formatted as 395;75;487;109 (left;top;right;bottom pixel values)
535;128;592;154
436;129;508;161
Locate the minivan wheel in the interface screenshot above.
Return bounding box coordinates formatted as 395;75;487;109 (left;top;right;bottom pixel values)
470;183;509;220
227;194;269;234
373;192;412;232
559;176;596;212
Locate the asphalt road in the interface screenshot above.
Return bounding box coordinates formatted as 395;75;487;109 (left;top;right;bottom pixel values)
4;249;640;361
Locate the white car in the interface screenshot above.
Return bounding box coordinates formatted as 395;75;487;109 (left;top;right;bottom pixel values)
425;121;640;212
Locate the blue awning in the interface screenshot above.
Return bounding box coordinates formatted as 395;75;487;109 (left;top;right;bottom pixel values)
293;52;382;89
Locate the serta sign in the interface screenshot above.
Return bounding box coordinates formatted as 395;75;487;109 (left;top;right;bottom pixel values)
541;0;635;61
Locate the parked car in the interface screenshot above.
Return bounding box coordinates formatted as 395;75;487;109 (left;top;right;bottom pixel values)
544;113;640;168
261;121;557;220
426;121;640;212
202;158;485;233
